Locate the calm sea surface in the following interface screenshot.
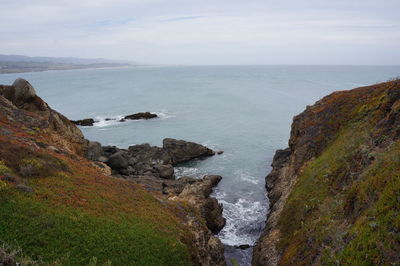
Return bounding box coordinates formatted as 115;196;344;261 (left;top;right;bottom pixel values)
2;65;399;265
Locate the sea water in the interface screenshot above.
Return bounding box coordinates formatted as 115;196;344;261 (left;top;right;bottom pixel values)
1;65;399;265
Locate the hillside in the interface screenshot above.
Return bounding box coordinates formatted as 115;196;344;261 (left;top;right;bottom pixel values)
253;79;400;265
0;79;225;265
0;54;132;74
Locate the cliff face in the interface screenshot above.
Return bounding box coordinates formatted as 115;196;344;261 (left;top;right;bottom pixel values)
253;79;400;265
0;79;225;265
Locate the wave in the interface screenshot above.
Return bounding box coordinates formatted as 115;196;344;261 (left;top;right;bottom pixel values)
235;169;259;185
174;167;204;179
216;193;268;246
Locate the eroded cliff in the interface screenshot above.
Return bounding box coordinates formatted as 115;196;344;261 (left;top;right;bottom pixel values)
253;79;400;265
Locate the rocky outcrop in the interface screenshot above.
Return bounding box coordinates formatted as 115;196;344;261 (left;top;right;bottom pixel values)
0;78;87;155
70;118;95;126
253;79;400;265
163;138;215;164
71;112;158;127
87;139;223;264
132;174;226;265
176;175;226;233
124;112;157;120
173;175;226;265
87;139;215;179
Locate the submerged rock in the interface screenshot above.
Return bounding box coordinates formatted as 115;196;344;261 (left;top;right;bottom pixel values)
124;112;157;120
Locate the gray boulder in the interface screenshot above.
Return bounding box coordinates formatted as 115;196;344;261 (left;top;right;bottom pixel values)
12;78;36;106
107;151;129;169
155;164;174;179
87;141;103;161
163;138;215;164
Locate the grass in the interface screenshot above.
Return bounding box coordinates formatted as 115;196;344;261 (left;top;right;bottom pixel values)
0;139;193;265
0;160;12;176
0;188;190;265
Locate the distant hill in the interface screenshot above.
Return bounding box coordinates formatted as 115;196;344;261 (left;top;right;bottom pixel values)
0;54;135;74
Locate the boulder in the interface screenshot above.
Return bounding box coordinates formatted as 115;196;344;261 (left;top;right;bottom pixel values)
107;151;129;170
12;78;36;106
70;118;95;126
86;141;103;161
155;164;174;179
162;138;215;164
128;143;172;165
124;112;157;120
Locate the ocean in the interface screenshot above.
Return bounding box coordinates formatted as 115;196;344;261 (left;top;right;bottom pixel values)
1;65;399;265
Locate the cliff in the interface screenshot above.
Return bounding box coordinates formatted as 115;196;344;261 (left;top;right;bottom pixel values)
0;79;225;265
253;79;400;265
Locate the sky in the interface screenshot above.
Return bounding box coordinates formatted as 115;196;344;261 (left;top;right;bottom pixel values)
0;0;399;65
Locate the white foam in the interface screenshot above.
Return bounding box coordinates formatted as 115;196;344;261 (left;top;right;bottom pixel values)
175;167;204;179
91;110;174;128
154;109;175;119
235;169;259;185
92;115;124;128
216;195;268;246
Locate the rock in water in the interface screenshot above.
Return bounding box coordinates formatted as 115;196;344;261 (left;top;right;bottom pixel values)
70;118;95;126
163;138;215;164
124;112;157;120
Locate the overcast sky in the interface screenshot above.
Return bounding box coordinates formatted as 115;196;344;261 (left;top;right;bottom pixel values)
1;0;399;65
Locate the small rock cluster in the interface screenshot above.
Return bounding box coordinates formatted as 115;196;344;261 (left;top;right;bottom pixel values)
87;138;215;179
71;112;158;126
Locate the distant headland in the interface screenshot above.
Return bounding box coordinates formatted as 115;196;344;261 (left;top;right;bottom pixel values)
0;54;135;74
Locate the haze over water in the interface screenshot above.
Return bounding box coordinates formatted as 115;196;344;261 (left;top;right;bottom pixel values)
1;65;399;265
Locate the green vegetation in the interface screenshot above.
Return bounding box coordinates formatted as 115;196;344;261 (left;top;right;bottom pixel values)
0;160;12;175
276;81;400;265
0;187;190;265
0;141;192;265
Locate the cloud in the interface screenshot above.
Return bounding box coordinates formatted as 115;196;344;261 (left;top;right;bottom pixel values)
0;0;399;64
